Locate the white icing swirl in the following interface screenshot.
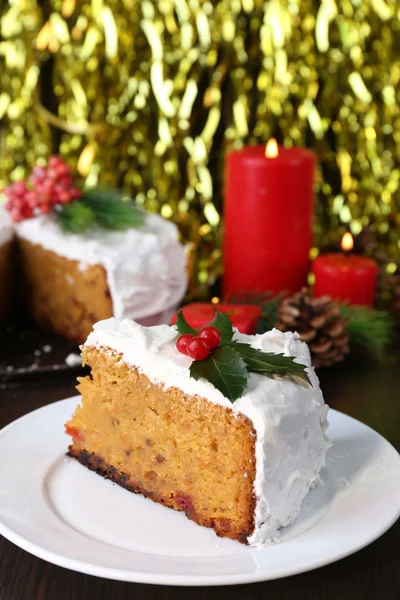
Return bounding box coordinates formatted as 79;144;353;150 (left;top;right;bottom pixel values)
15;214;187;322
84;318;331;547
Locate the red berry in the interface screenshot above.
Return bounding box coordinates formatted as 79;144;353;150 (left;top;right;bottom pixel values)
186;338;210;360
25;191;37;208
47;167;58;180
198;326;221;349
13;181;27;196
30;166;46;183
57;191;71;204
56;164;71;177
40;179;55;193
24;206;34;218
57;175;72;188
48;155;63;168
9;208;23;222
176;334;194;355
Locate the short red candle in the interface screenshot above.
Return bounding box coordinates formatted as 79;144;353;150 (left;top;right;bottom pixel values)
313;254;378;306
223;143;316;297
171;303;261;335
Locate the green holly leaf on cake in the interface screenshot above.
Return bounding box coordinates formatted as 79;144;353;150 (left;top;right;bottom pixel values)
175;311;198;336
175;310;311;402
206;311;234;344
190;346;249;402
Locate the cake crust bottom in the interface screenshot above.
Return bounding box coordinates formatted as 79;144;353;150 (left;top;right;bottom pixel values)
68;445;251;544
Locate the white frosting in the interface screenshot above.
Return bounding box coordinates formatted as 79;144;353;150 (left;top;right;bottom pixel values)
84;318;330;547
0;208;13;247
15;214;187;322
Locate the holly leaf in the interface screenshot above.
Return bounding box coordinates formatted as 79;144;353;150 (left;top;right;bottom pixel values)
231;343;311;386
206;311;234;344
190;346;249;402
175;310;198;336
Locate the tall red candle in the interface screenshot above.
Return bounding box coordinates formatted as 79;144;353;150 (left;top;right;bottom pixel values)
223;141;316;297
313;233;378;306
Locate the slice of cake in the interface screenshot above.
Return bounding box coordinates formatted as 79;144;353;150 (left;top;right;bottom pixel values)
15;213;187;343
66;317;330;546
0;209;14;324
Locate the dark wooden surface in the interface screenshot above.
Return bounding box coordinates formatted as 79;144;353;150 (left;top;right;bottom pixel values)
1;353;399;600
0;319;81;382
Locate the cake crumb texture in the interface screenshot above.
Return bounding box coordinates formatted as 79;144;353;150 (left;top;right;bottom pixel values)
66;346;257;543
18;239;113;343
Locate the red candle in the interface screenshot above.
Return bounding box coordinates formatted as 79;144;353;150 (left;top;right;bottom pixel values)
223;140;316;298
313;233;378;306
171;303;261;335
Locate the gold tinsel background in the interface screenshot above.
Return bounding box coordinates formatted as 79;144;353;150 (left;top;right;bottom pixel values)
0;0;399;294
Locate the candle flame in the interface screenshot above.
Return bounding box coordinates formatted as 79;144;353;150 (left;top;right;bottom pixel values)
341;232;354;252
211;296;220;305
265;138;278;158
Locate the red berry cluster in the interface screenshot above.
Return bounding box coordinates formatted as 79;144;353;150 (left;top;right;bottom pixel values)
3;156;81;222
176;326;221;360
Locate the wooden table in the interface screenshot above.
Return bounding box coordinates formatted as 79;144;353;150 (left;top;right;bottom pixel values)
1;354;399;600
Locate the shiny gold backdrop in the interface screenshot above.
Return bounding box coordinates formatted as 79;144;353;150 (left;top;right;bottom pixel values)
0;0;399;293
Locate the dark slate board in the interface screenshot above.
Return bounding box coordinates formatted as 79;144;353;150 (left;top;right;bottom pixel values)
0;319;85;382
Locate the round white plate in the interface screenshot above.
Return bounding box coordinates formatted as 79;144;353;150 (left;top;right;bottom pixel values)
0;396;399;586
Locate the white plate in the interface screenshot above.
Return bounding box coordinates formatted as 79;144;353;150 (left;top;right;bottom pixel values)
0;396;399;586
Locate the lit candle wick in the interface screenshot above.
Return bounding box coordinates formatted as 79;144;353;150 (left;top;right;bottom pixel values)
265;138;278;158
341;232;354;255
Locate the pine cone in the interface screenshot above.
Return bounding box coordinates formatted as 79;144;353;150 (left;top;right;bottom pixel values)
275;288;350;369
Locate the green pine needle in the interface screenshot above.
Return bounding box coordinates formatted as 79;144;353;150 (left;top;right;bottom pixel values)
57;202;96;233
57;187;145;233
81;187;145;230
340;304;393;357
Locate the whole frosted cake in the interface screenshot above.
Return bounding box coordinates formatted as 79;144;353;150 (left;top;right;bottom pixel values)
2;157;187;342
66;318;330;546
15;214;187;342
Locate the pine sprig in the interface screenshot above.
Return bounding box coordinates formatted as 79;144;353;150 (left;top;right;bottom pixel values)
226;291;394;361
56;202;95;233
176;310;310;401
340;304;393;357
57;187;145;233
